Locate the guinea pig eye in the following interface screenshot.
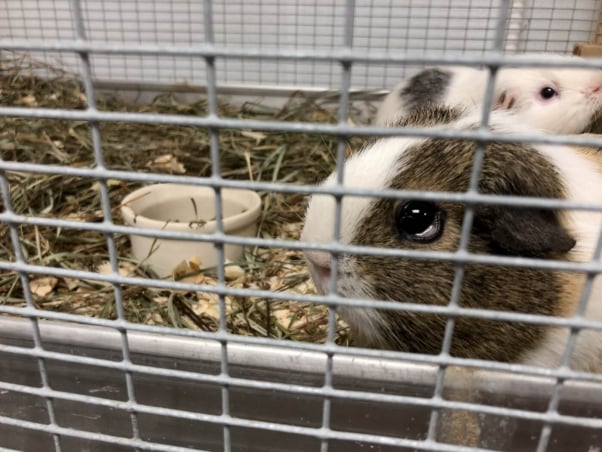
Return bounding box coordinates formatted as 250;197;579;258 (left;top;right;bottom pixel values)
539;86;558;100
395;201;445;243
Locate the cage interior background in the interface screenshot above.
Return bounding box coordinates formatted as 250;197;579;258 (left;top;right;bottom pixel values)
1;1;602;451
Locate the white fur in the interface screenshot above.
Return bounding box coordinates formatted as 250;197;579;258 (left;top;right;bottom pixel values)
453;108;549;134
517;145;602;371
336;262;387;347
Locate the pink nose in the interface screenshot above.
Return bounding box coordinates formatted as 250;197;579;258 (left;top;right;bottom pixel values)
588;85;602;96
304;250;332;268
304;250;335;294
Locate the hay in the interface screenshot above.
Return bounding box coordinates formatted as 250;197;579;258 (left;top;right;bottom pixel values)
0;55;377;345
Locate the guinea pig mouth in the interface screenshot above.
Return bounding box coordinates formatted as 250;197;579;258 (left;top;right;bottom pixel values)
307;262;334;295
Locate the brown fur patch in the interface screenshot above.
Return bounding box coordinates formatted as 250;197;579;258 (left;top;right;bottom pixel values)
556;271;588;319
350;138;576;362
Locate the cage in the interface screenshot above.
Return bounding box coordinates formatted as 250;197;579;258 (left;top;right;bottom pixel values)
1;1;602;451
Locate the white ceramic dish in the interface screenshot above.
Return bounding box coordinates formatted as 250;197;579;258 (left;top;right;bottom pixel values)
120;183;262;277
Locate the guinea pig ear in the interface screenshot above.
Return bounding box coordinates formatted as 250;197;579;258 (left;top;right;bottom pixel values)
493;89;517;111
475;206;576;257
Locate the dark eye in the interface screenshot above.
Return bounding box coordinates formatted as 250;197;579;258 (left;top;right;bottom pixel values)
539;86;558;100
395;201;445;243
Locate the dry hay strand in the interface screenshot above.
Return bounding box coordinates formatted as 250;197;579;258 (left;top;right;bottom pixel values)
0;54;379;346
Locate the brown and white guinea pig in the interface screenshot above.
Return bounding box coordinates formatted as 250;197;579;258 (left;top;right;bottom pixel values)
375;53;602;135
301;108;602;372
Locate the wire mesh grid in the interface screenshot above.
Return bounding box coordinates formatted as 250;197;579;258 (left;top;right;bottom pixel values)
0;0;600;90
1;0;602;451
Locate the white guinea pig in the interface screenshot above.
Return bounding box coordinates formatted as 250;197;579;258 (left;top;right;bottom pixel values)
301;108;602;372
375;53;602;135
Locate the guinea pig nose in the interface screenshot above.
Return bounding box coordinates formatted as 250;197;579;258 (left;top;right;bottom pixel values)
304;250;332;268
587;84;602;96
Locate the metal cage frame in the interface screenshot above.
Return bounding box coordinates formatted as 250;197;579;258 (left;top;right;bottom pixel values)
1;0;602;451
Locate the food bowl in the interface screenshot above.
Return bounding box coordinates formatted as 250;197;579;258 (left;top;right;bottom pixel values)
120;184;262;277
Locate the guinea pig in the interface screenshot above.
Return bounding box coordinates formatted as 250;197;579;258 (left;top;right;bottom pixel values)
375;53;602;135
495;53;602;135
301;108;602;372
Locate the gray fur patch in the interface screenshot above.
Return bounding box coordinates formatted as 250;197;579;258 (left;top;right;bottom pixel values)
400;68;452;111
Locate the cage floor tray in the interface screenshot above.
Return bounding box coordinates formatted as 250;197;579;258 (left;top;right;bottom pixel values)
0;318;600;452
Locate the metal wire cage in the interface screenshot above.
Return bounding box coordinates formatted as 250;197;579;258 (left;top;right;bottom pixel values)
1;1;602;451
